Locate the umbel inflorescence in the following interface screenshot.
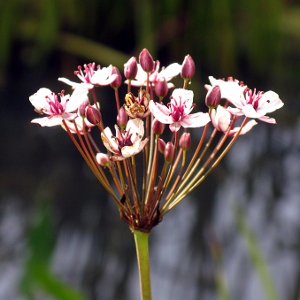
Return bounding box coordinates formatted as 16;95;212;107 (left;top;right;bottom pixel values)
29;49;284;232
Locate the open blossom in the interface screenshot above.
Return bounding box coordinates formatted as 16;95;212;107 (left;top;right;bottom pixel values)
101;118;148;160
29;87;89;127
126;61;181;89
210;105;257;136
205;76;246;105
206;76;284;124
58;64;117;89
124;90;151;118
227;89;284;124
149;88;210;132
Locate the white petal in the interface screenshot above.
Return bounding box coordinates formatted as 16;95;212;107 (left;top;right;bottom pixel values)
58;77;94;89
31;116;63;127
29;88;53;111
180;112;211;128
101;127;119;154
66;87;89;113
126;118;144;142
159;63;181;81
258;91;284;114
149;101;172;124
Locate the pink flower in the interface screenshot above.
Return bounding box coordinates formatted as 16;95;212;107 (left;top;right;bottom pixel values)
206;76;284;124
30;87;89;127
149;88;210;132
205;76;246;105
101;119;149;160
126;61;181;89
227;89;284;124
210;105;257;136
58;64;117;89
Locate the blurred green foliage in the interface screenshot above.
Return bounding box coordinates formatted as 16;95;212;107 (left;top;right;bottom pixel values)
0;0;293;85
21;202;87;300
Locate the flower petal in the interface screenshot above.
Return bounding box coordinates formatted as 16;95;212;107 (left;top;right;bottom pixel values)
58;77;94;90
257;91;284;114
31;116;63;127
66;87;89;113
180;112;211;128
159;63;181;81
149;100;172;124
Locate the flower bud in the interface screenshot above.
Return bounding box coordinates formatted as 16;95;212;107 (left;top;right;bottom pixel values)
179;132;192;151
78;99;90;117
124;57;138;80
117;107;128;129
110;66;122;89
180;54;195;80
139;48;154;72
157;138;166;154
164;141;175;162
96;153;110;167
155;77;168;98
152;118;165;136
86;105;102;125
205;85;221;108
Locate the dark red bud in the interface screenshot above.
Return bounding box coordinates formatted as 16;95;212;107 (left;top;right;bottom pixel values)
155;77;169;98
164;141;175;162
117;107;128;128
110;66;122;89
139;48;154;72
124;57;138;80
152;118;165;135
180;55;195;80
179;132;192;151
205;85;221;108
85;105;102;125
157;138;166;154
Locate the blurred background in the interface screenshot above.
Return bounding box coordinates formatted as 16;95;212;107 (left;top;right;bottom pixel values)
0;0;299;299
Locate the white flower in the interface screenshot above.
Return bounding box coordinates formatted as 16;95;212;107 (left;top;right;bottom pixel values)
149;88;210;132
206;76;284;124
126;61;181;89
58;64;117;89
101;119;148;160
30;87;89;127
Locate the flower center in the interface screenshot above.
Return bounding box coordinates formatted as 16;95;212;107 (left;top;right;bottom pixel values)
115;127;134;149
46;92;65;115
245;89;264;110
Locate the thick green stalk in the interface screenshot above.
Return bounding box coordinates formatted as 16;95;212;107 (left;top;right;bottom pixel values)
133;230;152;300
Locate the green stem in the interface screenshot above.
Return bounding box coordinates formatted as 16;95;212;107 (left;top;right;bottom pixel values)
133;230;152;300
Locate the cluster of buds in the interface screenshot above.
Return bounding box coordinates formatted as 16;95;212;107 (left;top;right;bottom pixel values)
29;49;284;232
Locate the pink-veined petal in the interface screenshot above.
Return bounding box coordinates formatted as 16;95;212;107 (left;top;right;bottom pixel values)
210;106;231;132
31;116;63;127
149;100;173;124
58;77;94;90
159;63;181;81
180;112;211;128
29;88;53;112
101;127;119;154
229;120;258;136
65;87;89;113
169;122;181;132
257;91;284;114
257;115;277;124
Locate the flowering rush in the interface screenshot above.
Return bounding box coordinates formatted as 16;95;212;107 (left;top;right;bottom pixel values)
29;49;284;232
